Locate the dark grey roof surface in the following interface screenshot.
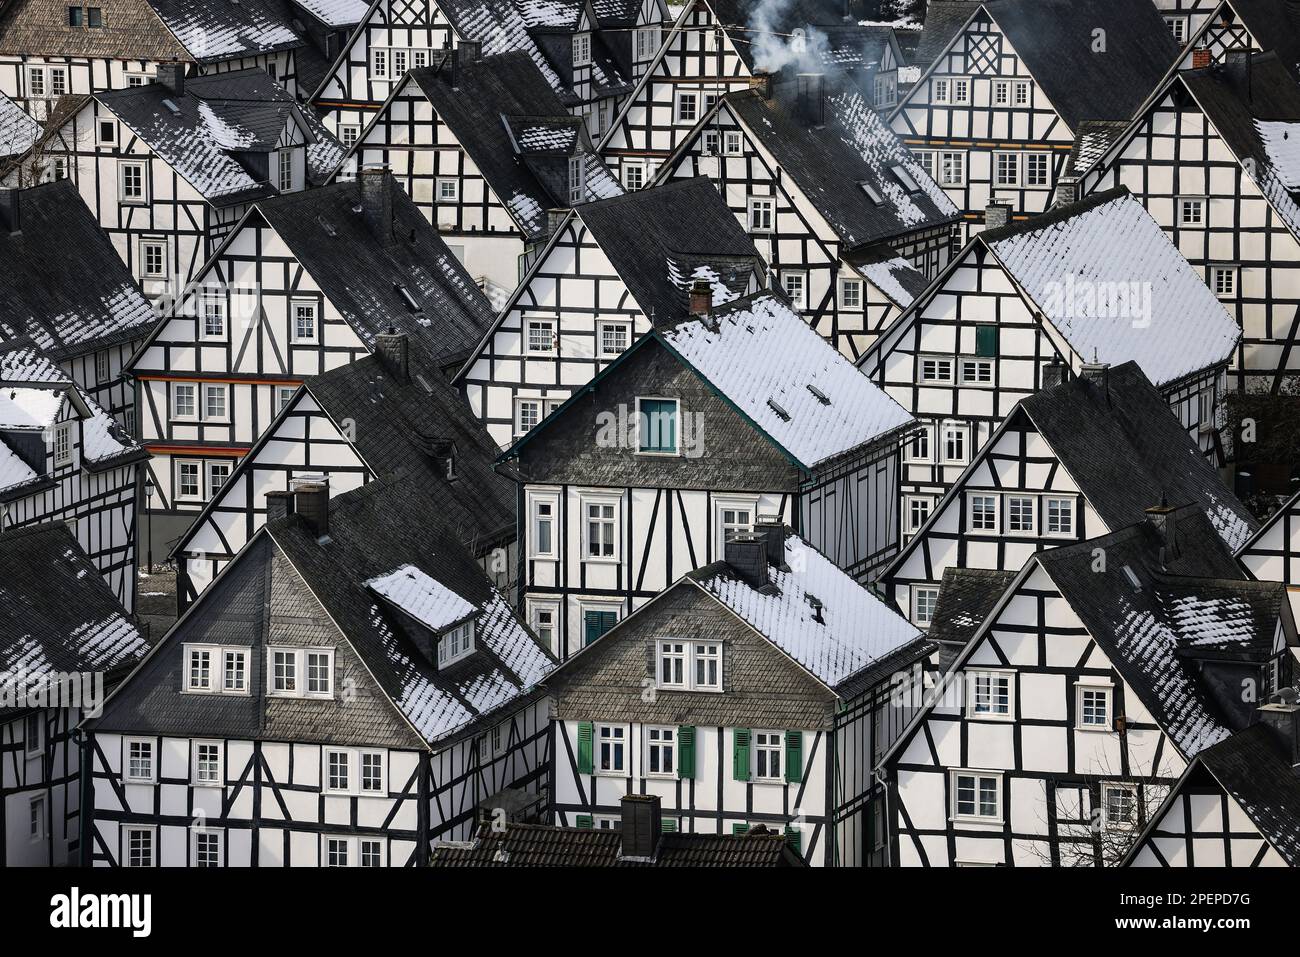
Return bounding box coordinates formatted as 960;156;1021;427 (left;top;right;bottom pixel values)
1018;362;1257;552
1228;0;1300;81
255;176;496;367
1193;722;1300;866
707;0;895;73
929;567;1017;671
985;0;1180;128
908;0;974;68
146;0;305;60
430;821;803;866
0;180;155;359
1065;118;1129;177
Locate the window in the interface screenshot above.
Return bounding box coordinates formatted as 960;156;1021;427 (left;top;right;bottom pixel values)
125;827;154;867
140;240;166;278
1007;496;1035;533
119;162;145;202
222;648;246;692
526;319;555;354
53;422;72;466
920;356;954;383
746;196;774;233
360;839;382;867
780;270;807;310
1179;197;1204;226
646;726;675;776
390;48;407;77
326;837;350;866
967;670;1012;718
291;299;317;342
873;71;896;107
941;422;967;463
694;642;721;690
933;78;949;103
515;398;542;435
1102;783;1137;829
307;649;334;693
1025;152;1049;187
839;277;862;309
186;645;213;691
339;124;360;149
657;640;686;688
969;494;998;531
912;586;939;626
568;154;587;205
203;383;227;420
176;461;201;500
992;80;1009;105
938;151;965;186
635;25;660;60
1198;388;1215;432
194;830;222;867
572;32;591;66
68;5;83;26
173;382;196;419
583;608;619;645
596;724;625;774
370;48;388;79
1210;265;1238;299
597;321;630;356
87;5;101;26
905;425;933;463
1045;497;1074;536
656;640;721;691
952;79;970;103
97;118;116;145
723;131;742;155
269;647;335;698
201;294;225;338
974;324;998;358
951;771;1001;821
1164;15;1186;43
960;359;992;384
125;738;155;783
326;750;351;792
718;503;753;550
24;713;41;756
529;601;557;650
675;91;697;124
436;177;458;203
192;741;222;786
529;495;556;557
277;149;293;192
636;397;677;454
994;151;1019;187
1013;81;1030;106
437;620;475;667
29;795;44;841
1076;681;1113;730
584;500;617;559
905;495;931;534
622;161;645;191
754;731;782;782
274;385;297;415
28;65;45;97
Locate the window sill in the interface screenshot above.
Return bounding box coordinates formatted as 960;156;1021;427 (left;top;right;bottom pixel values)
1074;725;1112;733
965;713;1014;722
581;556;620;565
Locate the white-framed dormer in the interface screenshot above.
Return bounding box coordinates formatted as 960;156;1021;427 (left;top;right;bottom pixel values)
52;420;73;468
634;396;680;457
437;618;475;668
965;668;1015;721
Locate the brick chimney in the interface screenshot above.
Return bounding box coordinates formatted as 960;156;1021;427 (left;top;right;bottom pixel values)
375;326;409;384
1257;690;1300;767
688;278;711;317
1192;46;1212;69
724;533;769;590
755;514;786;567
796;73;825;127
618;794;663;860
359;166;394;246
1053;175;1079;208
156;62;185;96
265;489;295;523
294;481;330;538
0;188;20;235
984;201;1011;229
750;71;773;100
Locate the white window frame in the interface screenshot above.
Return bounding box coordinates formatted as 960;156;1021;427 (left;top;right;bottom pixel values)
437;619;475;667
525;317;557;355
339;124;361;149
192;828;224;867
175;459;202;501
123;826;156;867
912;586;939;627
595;723;627;775
950;770;1003;823
967;492;999;533
597;320;631;357
919;356;954;383
527;490;559;558
30;794;45;842
937;150;965;187
904;494;932;535
1006;494;1036;534
622;160;646;191
172;381;197;420
290;298;319;343
268;646;335;699
993;150;1020;187
1013;81;1030;106
1178;196;1205;226
139;238;167;279
191;739;223;787
941;422;968;464
277;148;294;192
839;277;863;310
959;357;993;385
274;384;297;415
1210;264;1238;300
572;31;591;67
514;397;543;436
992;79;1009;106
119;160;147;204
581;492;621;562
1075;679;1114;731
200;293;226;340
951;78;970;104
202;382;228;422
1043;496;1075;538
24;712;42;757
1101;782;1138;830
370;47;389;79
655;639;723;692
436;177;459;203
904;424;934;464
714;497;757;555
723;130;742;155
753;730;784;783
1024;151;1050;188
674;90;698;124
94;349;111;384
527;598;560;652
746;195;775;233
53;421;72;467
645;725;676;778
124;736;156;784
965;669;1014;720
780;269;808;310
96;117;116;146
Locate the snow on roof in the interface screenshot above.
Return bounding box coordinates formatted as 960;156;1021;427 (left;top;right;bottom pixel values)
292;0;370;26
133;106;262;199
197;101;258;150
150;0;303;61
0;90;39;159
367;563;477;632
0;443;38;493
516;0;581;28
662;292;914;468
0;385;63;430
1256;120;1300;190
858;254;926;308
441;0;565;93
984;191;1239;386
517;124;578;153
696;532;922;690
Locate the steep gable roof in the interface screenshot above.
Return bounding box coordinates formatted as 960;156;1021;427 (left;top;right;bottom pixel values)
927;567;1017;669
0;0;187;59
0;88;38;158
145;0;304;61
0;180;154;359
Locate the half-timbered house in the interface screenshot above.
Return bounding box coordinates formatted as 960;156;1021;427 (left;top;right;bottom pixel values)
0;522;148;866
544;523;931;866
887;0;1179;236
171;331;516;609
599;0;907;182
498;288;915;656
81;475;555;867
284;0;371;101
0;340;147;610
127;168;494;557
1164;0;1300;76
1153;0;1224;45
658;72;958;359
884;504;1297;866
1237;488;1300;620
44;65;342;302
309;0;668;144
859;189;1240;511
455;176;765;449
0;0;310;120
0;180;153;426
1079;52;1300;394
883;361;1258;628
340;47;622;297
1124;707;1300;867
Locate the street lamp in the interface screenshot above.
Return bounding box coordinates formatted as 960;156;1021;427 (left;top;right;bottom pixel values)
144;477;154;574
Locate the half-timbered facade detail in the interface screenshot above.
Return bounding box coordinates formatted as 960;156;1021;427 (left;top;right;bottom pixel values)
0;522;148;866
0;180;153;426
882;361;1257;628
1153;0;1226;46
0;0;309;120
127;170;494;555
659;76;957;359
1081;53;1300;393
455;176;764;449
544;525;931;866
499;289;915;657
82;477;555;867
1238;488;1300;621
860;189;1240;509
888;0;1179;234
43;67;341;302
0;342;147;609
341;48;621;297
171;334;517;609
885;506;1297;866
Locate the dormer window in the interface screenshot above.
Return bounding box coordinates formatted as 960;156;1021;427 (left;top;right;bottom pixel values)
438;620;475;667
656;640;722;691
53;422;72;467
573;32;591;67
568;154;586;205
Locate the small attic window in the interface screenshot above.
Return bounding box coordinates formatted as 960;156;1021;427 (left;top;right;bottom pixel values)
437;620;475;668
890;164;920;192
162;98;180;116
767;398;790;421
568;154;587;206
859;181;884;205
394;283;420;312
806;384;830;405
1122;566;1141;590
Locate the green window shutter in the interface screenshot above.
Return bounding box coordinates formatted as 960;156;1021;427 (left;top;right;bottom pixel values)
576;721;594;775
784;826;801;853
575;814;593;829
584;611;617;646
661;818;677;833
975;324;998;358
732;823;750;835
733;728;751;781
677;725;695;779
785;731;803;784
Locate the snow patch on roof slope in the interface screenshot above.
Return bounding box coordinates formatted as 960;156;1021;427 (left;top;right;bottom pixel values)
367;563;477;632
1257;120;1300;190
134;110;261;199
198;101;258;150
292;0;370;27
0;91;39;158
859;255;924;308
